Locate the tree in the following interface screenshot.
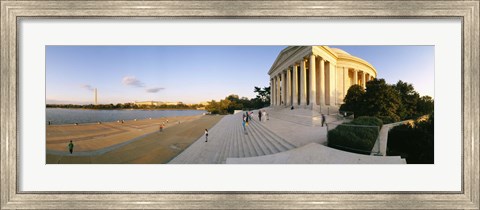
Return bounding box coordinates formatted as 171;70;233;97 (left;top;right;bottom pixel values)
394;80;420;119
417;95;434;115
340;84;365;115
363;78;401;123
253;86;270;108
387;112;434;163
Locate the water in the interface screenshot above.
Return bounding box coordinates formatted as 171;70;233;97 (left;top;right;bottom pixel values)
46;108;206;125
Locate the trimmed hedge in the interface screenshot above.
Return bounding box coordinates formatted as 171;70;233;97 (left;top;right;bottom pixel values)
327;116;382;154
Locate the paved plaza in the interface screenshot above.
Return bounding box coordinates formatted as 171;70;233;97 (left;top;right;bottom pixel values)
169;109;406;164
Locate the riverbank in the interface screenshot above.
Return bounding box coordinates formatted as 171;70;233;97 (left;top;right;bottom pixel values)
46;107;202;111
46;115;223;164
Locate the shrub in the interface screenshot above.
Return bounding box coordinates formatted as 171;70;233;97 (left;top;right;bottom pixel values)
327;116;382;155
387;113;434;164
350;116;383;127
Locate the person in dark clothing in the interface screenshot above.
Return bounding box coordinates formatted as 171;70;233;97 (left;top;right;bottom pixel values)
321;114;326;127
205;129;209;142
68;140;74;154
258;110;262;121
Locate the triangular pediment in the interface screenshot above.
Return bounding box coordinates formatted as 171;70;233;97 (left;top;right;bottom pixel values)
268;46;312;74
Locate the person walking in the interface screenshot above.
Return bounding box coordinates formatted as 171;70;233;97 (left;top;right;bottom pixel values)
258;110;262;121
205;129;209;142
321;114;326;127
159;124;163;132
68;140;74;154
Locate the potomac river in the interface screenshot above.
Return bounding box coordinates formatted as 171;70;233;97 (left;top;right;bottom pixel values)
46;108;206;125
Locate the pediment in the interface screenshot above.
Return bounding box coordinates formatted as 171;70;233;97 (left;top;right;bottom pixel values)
268;46;312;74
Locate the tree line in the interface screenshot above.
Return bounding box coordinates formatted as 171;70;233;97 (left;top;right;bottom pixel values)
46;103;203;110
205;86;270;115
340;78;434;123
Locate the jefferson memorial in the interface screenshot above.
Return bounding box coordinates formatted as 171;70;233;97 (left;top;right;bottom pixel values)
269;46;377;113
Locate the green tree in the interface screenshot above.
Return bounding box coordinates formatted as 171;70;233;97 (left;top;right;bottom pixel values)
394;80;420;119
417;95;434;115
205;100;220;114
340;84;365;115
253;86;270;108
387;112;434;163
363;78;401;123
205;98;233;115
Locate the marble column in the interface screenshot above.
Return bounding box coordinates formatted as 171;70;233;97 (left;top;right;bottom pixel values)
281;71;285;106
276;75;280;105
272;77;276;106
330;62;336;105
309;54;317;108
270;79;273;106
362;71;366;88
284;71;288;106
343;67;349;99
319;58;325;106
324;61;330;105
292;65;298;106
275;76;279;106
286;69;291;106
353;69;358;86
299;59;307;106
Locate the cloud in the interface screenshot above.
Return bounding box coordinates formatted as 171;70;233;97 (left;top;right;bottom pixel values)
81;84;95;91
146;87;165;93
122;76;145;87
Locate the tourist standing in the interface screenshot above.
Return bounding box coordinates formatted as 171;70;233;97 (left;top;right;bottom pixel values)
68;140;74;154
258;110;262;121
321;114;326;127
159;124;163;132
205;129;208;142
242;115;247;133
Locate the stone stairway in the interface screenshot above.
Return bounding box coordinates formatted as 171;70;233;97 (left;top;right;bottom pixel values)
168;113;296;164
265;107;340;127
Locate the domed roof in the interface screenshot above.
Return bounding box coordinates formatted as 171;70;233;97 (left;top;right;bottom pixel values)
330;48;351;56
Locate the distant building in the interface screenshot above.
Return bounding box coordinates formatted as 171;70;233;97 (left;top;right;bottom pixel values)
134;101;184;106
165;102;181;106
134;101;164;106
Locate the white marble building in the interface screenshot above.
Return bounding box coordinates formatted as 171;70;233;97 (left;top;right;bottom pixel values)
268;46;377;113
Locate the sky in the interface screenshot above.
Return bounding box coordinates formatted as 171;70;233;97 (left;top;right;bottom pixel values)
46;45;434;105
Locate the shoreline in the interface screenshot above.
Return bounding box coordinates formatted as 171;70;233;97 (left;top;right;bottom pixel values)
46;108;207;125
46;107;204;111
47;115;203;126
